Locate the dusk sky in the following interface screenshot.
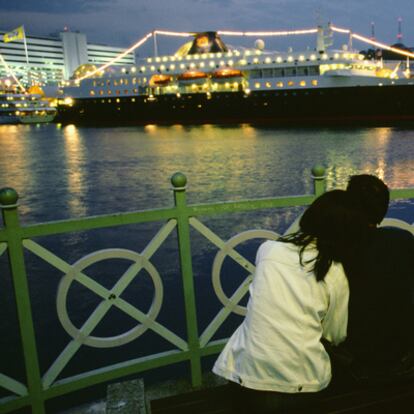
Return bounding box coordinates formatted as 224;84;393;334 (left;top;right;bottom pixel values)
1;1;414;56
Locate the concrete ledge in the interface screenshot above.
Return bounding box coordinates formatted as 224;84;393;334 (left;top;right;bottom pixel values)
106;378;146;414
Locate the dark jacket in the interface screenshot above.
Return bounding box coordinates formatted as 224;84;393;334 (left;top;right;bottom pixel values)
341;226;414;382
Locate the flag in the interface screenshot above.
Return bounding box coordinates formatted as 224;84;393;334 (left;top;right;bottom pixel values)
3;26;25;43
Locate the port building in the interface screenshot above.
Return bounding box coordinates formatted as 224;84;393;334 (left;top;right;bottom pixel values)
0;29;135;85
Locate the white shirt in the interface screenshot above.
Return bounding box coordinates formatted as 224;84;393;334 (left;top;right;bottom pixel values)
212;240;349;393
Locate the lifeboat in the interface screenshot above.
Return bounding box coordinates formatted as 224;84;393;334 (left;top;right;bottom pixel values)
211;68;244;84
149;74;173;87
177;71;208;86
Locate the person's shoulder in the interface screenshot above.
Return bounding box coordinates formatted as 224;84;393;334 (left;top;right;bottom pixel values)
256;239;297;262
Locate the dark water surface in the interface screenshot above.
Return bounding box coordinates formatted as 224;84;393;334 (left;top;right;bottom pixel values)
1;123;414;405
1;123;414;222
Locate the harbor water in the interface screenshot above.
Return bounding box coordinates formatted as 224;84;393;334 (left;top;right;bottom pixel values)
1;123;414;400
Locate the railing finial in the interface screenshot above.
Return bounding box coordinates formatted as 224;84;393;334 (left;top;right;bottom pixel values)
311;165;326;180
0;187;19;208
171;172;187;191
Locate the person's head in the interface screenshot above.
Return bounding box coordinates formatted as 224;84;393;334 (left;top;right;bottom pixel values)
280;189;367;281
347;174;389;225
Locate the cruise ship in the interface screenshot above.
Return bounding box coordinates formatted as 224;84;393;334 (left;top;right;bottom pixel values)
56;26;414;125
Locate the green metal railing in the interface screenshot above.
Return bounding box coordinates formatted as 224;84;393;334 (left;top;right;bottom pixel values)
1;166;414;414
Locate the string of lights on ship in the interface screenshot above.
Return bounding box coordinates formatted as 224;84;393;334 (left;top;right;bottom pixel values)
70;25;414;85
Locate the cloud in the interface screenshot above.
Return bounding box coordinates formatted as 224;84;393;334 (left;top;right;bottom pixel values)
0;0;111;13
0;0;413;50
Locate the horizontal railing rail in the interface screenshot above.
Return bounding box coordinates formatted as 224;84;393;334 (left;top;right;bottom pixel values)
1;166;414;414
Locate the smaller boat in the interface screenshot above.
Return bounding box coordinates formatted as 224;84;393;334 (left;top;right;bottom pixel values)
0;91;57;125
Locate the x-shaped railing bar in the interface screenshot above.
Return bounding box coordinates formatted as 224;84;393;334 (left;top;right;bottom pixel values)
189;218;256;274
200;275;252;347
189;218;256;346
0;373;27;397
21;219;188;389
0;242;7;257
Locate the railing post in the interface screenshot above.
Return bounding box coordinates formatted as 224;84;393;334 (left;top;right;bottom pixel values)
311;165;326;197
171;173;202;387
0;188;45;414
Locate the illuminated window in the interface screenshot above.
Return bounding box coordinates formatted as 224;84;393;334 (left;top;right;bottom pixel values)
131;98;136;102
288;81;294;86
311;80;318;86
132;78;136;84
99;90;104;95
124;79;129;85
116;98;120;103
254;82;261;88
107;90;112;95
276;82;283;87
265;82;272;88
119;79;124;85
89;90;95;96
299;80;306;86
113;80;118;86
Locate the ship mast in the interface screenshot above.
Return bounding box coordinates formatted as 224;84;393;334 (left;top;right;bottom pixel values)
153;30;159;57
316;23;333;54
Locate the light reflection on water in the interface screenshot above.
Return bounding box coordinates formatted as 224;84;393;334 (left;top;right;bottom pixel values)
1;124;414;223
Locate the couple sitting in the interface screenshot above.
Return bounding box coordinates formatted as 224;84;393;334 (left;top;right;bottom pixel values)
213;174;414;413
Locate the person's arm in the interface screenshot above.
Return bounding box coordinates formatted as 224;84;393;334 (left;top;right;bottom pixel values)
321;263;349;346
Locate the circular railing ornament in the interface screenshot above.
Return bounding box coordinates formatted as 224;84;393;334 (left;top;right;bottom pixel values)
212;229;279;316
57;248;163;348
380;218;414;235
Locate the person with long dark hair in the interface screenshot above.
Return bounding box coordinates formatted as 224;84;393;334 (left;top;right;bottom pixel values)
213;190;367;413
336;175;414;385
